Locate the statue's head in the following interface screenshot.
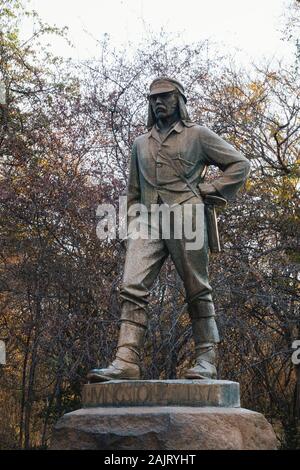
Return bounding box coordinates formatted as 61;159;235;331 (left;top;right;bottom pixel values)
147;77;190;129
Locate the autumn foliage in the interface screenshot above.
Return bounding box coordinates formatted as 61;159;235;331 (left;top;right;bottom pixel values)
0;0;299;448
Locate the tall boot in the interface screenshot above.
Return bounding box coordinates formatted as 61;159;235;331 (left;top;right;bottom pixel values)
87;301;147;382
184;302;220;380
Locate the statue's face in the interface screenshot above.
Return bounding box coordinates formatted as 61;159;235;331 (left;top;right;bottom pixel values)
150;91;178;120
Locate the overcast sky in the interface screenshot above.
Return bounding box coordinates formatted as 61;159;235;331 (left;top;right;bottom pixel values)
21;0;295;66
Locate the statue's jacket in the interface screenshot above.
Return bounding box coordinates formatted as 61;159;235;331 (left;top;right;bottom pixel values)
127;120;250;211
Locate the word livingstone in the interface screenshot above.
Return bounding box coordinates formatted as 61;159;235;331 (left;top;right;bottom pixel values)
82;381;241;408
84;382;214;406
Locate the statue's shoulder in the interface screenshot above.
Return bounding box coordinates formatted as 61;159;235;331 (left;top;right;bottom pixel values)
184;122;217;138
183;121;208;134
183;121;207;130
133;131;150;146
182;120;198;128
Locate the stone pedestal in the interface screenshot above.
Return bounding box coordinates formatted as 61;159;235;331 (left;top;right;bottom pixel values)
82;379;240;408
50;380;278;450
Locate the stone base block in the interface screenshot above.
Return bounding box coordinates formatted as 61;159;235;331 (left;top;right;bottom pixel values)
51;406;278;450
82;379;240;408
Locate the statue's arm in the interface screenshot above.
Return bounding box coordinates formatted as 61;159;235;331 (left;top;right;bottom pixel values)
126;140;141;209
198;127;251;201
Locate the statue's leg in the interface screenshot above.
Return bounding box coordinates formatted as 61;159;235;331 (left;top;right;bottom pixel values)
87;234;168;382
165;198;220;379
184;301;220;379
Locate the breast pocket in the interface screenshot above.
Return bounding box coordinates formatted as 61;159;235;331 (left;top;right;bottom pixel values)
174;153;196;176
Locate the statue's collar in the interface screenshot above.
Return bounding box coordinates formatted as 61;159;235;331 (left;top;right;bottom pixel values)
148;120;196;140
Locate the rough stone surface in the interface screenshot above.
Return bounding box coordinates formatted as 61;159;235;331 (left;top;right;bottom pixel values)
51;406;278;450
82;379;240;408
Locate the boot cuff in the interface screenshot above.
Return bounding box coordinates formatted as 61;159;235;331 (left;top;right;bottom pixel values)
120;301;148;327
188;301;215;318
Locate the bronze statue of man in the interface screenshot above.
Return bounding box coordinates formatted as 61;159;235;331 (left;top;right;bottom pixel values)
88;77;250;382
